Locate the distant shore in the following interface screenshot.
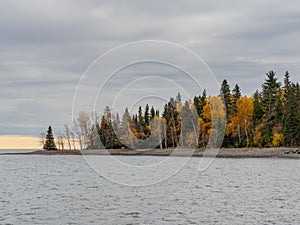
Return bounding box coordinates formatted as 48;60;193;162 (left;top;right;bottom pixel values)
1;147;300;158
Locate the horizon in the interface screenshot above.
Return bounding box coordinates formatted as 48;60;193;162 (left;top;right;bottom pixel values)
0;135;40;149
1;0;300;148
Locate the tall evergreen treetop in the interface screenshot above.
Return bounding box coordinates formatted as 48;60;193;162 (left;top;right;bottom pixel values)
261;71;281;114
232;84;241;100
176;92;182;105
144;104;150;125
231;84;242;117
43;126;57;150
220;79;232;119
150;106;155;120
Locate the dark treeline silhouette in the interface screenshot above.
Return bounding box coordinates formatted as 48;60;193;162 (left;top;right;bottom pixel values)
44;71;299;150
42;126;57;150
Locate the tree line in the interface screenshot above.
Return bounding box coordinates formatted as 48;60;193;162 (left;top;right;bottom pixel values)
42;70;299;150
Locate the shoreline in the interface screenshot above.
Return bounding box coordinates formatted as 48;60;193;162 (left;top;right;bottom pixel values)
1;147;300;158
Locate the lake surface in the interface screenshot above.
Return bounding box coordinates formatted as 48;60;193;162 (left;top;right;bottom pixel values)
0;153;299;224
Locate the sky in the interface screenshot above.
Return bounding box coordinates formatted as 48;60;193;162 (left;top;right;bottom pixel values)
0;0;300;142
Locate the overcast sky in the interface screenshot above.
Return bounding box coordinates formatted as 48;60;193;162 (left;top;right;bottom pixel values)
0;0;300;136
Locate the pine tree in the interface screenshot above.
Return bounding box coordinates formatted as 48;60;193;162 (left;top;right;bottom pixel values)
43;126;57;150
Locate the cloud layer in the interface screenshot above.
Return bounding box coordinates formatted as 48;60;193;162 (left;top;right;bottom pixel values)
0;0;299;135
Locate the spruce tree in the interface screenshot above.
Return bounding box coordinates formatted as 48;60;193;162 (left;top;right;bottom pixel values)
144;104;150;125
175;92;182;106
43;126;57;150
283;78;300;146
231;84;241;117
150;106;155;120
261;71;281;115
253;90;264;122
220;79;232;119
232;84;241;100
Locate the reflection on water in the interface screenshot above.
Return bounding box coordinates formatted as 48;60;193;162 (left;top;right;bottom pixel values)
0;155;299;224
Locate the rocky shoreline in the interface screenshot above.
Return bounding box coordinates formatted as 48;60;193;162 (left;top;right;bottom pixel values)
1;147;300;158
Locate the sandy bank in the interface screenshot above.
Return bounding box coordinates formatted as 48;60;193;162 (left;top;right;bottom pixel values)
1;147;300;158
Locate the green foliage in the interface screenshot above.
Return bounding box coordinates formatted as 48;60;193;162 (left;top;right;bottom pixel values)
98;115;122;149
193;89;207;117
144;104;150;125
283;80;300;146
162;99;181;148
220;79;232;119
253;90;264;122
261;71;281;115
150;106;155;120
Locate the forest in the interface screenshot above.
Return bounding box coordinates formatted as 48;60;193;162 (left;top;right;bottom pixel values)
43;71;300;150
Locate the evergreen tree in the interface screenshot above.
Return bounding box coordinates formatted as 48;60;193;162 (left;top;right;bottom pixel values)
200;90;207;117
232;84;241;100
283;75;300;146
231;84;242;117
43;126;57;150
137;106;143;133
175;92;182;106
180;100;196;146
162;99;181;148
274;88;284;123
220;79;232;119
98;115;122;149
259;71;282;146
193;89;207;117
150;106;155;120
220;80;232;146
252;90;264;124
261;71;281;115
193;96;201;116
144;104;150;125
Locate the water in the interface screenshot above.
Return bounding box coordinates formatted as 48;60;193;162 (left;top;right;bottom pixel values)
0;149;35;154
0;154;299;224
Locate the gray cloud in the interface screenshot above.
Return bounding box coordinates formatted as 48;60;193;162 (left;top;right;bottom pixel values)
0;0;299;135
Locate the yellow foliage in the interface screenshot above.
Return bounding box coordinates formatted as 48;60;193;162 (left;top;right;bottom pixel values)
199;97;225;147
209;96;226;123
253;127;262;147
186;132;197;147
236;97;253;135
176;102;182;112
272;133;283;147
226;116;239;138
202;96;226;122
202;99;211;120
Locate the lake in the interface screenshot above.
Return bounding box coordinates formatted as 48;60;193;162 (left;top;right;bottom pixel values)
0;153;299;224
